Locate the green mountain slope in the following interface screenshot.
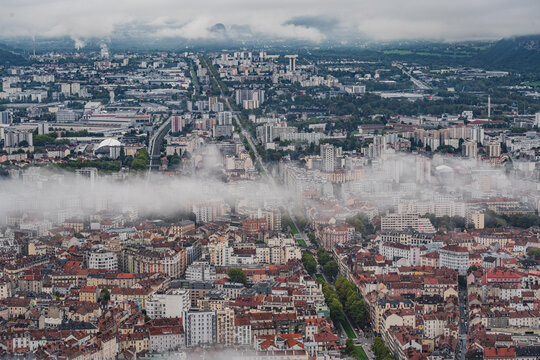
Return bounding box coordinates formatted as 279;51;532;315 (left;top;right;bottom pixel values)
0;48;27;66
474;35;540;73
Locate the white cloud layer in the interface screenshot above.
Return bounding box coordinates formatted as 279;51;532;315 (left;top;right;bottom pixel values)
0;0;539;42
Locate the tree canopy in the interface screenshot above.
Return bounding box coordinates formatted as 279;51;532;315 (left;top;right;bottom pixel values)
317;247;331;267
227;268;248;285
302;252;317;275
372;337;393;360
335;276;367;327
323;261;339;281
131;148;150;172
484;210;540;229
346;213;376;235
528;248;540;260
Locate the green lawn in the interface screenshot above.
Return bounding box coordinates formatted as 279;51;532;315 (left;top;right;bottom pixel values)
296;238;307;247
383;49;414;55
382;49;470;58
315;274;324;281
354;346;369;360
189;68;199;95
341;319;357;339
289;218;299;235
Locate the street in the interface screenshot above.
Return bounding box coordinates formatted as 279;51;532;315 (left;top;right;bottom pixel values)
222;98;310;246
147;116;171;174
318;264;375;360
394;62;432;90
457;279;468;360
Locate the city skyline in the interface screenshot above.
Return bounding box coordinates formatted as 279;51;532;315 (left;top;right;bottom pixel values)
1;2;540;359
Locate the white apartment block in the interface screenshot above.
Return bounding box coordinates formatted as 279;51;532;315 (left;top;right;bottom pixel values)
235;321;252;345
423;316;447;339
147;289;191;319
185;264;217;282
88;250;118;270
439;245;469;276
222;283;244;299
379;242;421;266
208;242;256;266
183;310;217;347
381;213;435;233
397;200;466;218
149;327;185;352
378;230;436;246
192;199;226;223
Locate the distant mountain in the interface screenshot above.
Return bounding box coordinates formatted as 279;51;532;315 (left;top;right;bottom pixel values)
0;48;27;66
473;34;540;72
372;35;540;74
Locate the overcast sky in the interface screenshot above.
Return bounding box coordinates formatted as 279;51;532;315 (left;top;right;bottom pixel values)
1;0;539;43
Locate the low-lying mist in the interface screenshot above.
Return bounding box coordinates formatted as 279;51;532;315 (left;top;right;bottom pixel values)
0;168;291;225
0;152;534;228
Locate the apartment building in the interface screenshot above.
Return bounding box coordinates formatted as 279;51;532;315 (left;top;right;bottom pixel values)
121;246;184;278
183;310;217;347
216;308;235;346
147;289;191;319
318;224;354;250
379;242;421;266
88;249;118;270
439;245;469;276
149;326;185;352
381;213;435;233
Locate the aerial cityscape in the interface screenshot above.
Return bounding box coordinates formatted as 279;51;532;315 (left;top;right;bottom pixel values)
0;1;540;359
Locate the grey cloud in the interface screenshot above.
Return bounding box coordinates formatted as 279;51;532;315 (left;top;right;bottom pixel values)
0;170;292;223
0;0;538;43
283;16;339;33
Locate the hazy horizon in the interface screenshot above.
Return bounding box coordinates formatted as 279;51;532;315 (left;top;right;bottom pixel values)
1;0;539;49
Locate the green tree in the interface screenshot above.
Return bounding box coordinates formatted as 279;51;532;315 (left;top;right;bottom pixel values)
227;268;248;285
136;148;149;161
345;289;358;309
345;338;356;356
329;297;345;323
484;210;507;228
168;153;181;168
130;147;150;171
323;261;339;280
349;299;367;326
346;213;376;235
302;252;317;275
100;288;111;303
33;133;59;147
503;214;540;228
335;276;368;326
317;248;331;267
335;276;355;302
119;146;126;163
528;248;540;260
130;158;147;171
346;215;366;233
372;337;393;360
